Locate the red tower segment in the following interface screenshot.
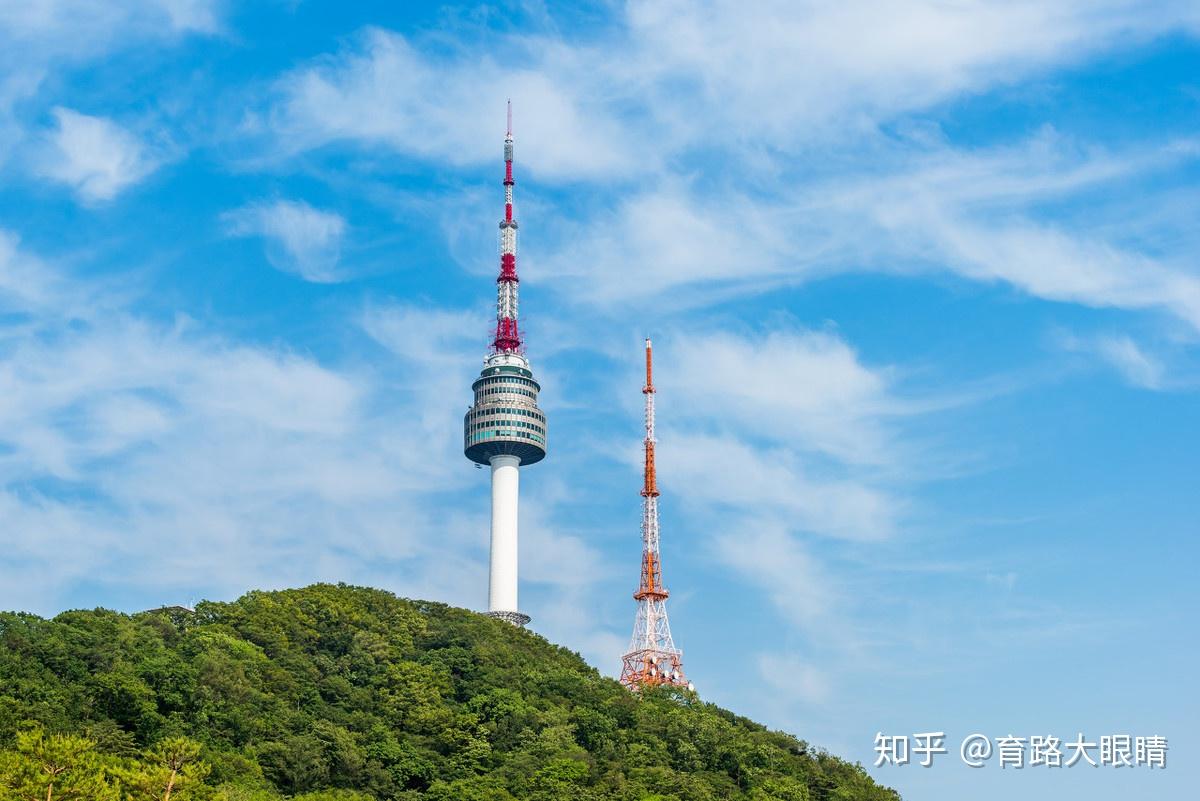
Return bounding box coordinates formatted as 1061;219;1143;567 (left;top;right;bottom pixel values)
493;99;521;353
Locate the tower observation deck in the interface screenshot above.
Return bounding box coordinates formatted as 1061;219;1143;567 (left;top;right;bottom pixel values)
463;102;546;628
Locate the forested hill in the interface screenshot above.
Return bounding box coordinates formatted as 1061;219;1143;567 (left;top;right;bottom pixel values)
0;584;898;801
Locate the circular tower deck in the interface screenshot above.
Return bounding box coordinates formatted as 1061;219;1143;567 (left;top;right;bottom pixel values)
464;352;547;466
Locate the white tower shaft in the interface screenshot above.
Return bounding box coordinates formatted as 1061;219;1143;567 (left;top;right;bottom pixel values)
488;454;521;615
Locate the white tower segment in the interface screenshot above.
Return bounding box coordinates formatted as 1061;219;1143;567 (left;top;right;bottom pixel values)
463;103;547;628
488;454;521;612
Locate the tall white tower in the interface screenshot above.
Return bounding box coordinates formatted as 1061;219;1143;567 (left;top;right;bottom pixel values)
463;102;547;627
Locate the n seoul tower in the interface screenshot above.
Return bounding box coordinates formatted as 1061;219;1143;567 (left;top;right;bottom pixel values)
463;102;547;627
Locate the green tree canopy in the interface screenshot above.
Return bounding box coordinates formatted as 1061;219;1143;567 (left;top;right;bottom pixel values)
0;584;899;801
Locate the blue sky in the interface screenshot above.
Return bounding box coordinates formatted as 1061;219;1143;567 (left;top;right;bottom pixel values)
1;2;1198;799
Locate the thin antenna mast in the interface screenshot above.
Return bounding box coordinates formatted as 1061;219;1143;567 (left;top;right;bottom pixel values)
620;339;690;691
491;100;521;352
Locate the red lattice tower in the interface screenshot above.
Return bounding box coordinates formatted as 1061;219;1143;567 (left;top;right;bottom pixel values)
620;339;691;691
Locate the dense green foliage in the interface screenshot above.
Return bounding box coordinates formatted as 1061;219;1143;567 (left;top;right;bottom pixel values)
0;584;898;800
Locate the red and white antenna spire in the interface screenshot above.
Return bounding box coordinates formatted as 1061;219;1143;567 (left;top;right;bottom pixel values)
621;339;691;691
493;99;521;352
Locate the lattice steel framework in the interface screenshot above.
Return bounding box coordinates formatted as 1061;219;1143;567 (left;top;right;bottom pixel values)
493;100;521;353
620;339;691;691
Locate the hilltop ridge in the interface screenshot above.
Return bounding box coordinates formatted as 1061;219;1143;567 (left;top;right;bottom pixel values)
0;584;898;800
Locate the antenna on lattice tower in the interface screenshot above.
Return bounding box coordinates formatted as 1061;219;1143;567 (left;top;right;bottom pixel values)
620;338;692;691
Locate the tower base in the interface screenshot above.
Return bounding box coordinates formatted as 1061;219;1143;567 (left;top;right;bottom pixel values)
487;610;531;627
620;646;688;690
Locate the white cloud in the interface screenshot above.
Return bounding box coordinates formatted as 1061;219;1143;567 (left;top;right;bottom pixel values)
0;1;220;56
1094;335;1166;390
623;0;1200;145
361;303;479;366
985;571;1018;591
269;28;632;180
0;230;56;312
625;329;905;541
533;132;1200;337
857;164;1200;330
756;652;831;705
715;525;835;633
263;2;1200;170
661;329;895;466
544;184;804;306
664;323;947;523
226;200;348;282
1059;331;1169;389
360;303;493;477
0;1;221;158
0;233;467;614
663;435;898;542
38;108;162;202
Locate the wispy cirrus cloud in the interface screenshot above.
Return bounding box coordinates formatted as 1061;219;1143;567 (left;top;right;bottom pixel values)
621;0;1200;145
756;652;831;706
714;524;836;636
262;1;1200;171
536;132;1200;328
0;1;221;158
268;27;633;180
663;435;900;542
834;134;1200;331
1058;331;1170;390
662;329;897;468
36;108;165;203
1092;335;1167;390
0;0;220;51
0;230;61;313
0;232;446;613
637;327;911;663
225;200;348;282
